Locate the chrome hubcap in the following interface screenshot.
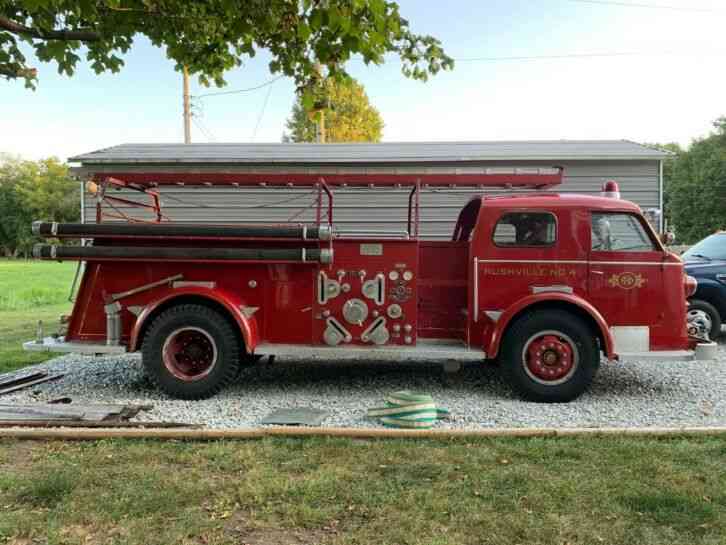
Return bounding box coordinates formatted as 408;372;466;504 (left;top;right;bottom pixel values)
687;309;712;338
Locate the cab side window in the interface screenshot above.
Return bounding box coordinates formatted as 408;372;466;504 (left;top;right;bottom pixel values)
493;212;556;247
591;212;655;252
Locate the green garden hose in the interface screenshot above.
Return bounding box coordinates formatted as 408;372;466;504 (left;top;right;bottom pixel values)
367;391;450;429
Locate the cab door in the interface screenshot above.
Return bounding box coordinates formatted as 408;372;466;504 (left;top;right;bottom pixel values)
587;211;664;352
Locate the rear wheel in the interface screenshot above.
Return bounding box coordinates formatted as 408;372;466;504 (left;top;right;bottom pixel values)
500;309;600;402
142;304;239;399
687;299;721;340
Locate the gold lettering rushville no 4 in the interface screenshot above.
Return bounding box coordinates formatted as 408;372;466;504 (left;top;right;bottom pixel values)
481;266;577;278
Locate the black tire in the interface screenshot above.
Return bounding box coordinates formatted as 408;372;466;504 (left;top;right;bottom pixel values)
500;309;600;403
141;304;240;400
687;299;722;340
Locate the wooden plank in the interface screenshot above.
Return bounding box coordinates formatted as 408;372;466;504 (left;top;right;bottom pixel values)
0;420;199;429
0;371;47;388
0;403;151;422
6;425;726;442
0;374;63;396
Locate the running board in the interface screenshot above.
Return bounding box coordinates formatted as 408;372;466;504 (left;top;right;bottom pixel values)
618;343;716;362
23;337;127;355
254;340;486;361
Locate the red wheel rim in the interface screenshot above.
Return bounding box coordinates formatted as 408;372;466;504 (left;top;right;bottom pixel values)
523;331;578;385
162;327;217;382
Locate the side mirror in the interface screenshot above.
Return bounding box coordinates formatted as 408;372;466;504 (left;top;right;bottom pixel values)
660;231;675;245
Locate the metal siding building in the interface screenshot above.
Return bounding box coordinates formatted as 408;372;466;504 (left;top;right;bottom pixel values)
71;141;668;238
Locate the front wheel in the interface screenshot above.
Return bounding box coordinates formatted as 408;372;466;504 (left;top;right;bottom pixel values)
141;304;240;399
500;309;600;402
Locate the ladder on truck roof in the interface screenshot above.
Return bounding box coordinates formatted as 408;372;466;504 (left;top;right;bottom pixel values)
85;167;564;238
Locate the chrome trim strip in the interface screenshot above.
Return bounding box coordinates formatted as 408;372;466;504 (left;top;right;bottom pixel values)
531;285;574;294
254;342;487;361
172;281;216;289
473;256;479;323
659;159;664;233
110;273;183;302
127;305;144;316
240;306;259;318
484;310;502;322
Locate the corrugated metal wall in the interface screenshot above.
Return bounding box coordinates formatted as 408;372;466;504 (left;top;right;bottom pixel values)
83;160;660;239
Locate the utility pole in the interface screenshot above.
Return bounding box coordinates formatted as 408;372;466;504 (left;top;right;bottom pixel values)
182;66;191;144
314;63;325;143
319;109;326;143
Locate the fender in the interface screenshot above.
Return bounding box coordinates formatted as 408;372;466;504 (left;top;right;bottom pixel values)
129;286;260;352
485;292;616;360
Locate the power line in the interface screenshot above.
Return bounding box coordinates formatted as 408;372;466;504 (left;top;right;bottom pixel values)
251;81;274;142
455;51;648;62
193;75;284;99
364;48;720;65
187;48;716;102
452;50;723;62
567;0;724;12
192;115;217;142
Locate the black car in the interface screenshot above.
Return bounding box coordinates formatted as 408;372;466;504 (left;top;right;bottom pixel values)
683;232;726;339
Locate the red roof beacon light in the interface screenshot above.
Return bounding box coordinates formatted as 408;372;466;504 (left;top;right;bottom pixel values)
601;180;620;199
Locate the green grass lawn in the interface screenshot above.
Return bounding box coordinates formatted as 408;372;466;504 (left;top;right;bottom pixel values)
0;260;76;374
1;436;726;545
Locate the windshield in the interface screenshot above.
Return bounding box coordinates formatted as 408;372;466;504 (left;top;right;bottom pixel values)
683;234;726;261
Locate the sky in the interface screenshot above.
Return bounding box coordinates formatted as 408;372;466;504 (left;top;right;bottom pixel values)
2;0;725;161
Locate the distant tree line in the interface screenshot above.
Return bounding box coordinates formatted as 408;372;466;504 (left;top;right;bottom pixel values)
0;156;80;257
656;116;726;244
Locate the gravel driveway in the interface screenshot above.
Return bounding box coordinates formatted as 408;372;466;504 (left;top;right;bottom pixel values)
5;345;726;429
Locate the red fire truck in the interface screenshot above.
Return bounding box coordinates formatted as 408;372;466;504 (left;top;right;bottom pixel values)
25;168;712;402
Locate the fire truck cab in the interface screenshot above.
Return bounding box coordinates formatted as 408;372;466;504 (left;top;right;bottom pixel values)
26;169;712;402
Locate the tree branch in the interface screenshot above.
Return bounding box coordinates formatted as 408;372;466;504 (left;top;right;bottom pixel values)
0;15;100;41
0;63;37;79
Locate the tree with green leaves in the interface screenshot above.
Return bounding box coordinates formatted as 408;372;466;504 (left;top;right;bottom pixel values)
666;117;726;243
0;156;79;257
0;156;31;257
284;77;383;142
1;0;453;105
644;141;682;226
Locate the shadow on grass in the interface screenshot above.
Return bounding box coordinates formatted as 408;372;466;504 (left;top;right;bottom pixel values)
620;492;716;531
14;470;76;509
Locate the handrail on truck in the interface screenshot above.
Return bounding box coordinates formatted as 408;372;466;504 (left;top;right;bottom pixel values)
407;179;422;239
315;177;334;227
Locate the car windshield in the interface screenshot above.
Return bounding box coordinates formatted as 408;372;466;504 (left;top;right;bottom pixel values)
682;234;726;261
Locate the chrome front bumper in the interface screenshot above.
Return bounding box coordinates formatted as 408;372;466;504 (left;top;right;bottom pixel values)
618;342;717;362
